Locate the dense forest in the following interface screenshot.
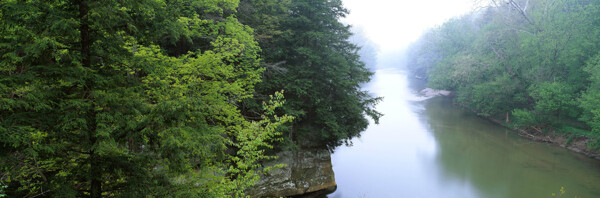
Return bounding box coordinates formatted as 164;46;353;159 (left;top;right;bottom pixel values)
407;0;600;149
0;0;379;197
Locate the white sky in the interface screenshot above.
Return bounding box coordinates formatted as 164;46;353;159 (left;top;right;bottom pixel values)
342;0;476;51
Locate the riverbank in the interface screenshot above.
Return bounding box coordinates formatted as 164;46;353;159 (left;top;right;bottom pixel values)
416;83;600;160
484;116;600;160
330;70;600;197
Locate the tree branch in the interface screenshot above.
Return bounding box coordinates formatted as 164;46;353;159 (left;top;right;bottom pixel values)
509;0;535;26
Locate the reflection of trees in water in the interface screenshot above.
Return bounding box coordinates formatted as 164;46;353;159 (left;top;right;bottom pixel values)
422;97;600;198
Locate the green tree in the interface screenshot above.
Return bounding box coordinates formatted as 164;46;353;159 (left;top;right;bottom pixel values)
579;53;600;142
238;0;290;49
406;0;600;147
252;0;382;149
0;0;291;197
513;82;576;128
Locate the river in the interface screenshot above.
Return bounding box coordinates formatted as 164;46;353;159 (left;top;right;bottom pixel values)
328;68;600;198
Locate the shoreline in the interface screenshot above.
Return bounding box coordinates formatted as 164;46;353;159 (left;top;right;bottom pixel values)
414;82;600;160
484;116;600;160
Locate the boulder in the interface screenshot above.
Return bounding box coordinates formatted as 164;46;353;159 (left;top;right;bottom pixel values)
248;149;336;197
420;87;451;97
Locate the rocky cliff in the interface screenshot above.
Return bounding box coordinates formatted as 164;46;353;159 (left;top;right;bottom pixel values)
248;149;337;197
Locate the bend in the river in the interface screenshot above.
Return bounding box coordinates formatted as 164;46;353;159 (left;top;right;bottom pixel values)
329;68;600;198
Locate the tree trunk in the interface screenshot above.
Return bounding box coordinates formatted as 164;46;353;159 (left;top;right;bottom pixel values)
79;0;91;69
79;0;101;197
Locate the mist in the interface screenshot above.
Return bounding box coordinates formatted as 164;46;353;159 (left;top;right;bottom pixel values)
343;0;475;54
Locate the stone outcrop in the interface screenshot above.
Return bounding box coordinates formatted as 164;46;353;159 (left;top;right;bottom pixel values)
420;87;451;97
248;149;336;197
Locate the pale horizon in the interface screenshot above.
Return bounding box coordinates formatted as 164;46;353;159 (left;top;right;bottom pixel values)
342;0;477;51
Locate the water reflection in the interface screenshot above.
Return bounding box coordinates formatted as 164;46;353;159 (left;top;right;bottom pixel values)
425;97;600;198
329;69;478;197
329;69;600;198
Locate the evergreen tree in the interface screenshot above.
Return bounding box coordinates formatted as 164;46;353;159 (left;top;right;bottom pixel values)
250;0;382;149
0;0;291;197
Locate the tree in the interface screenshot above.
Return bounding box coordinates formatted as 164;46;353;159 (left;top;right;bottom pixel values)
579;53;600;139
349;26;379;70
0;0;291;197
247;0;382;149
517;82;576;127
238;0;290;49
406;0;600;147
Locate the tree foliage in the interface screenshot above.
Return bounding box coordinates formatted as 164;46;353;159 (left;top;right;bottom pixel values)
349;26;379;70
406;0;600;148
1;0;379;196
579;53;600;141
241;0;382;149
0;0;292;197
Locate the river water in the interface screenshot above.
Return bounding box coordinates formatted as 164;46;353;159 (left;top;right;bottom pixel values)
328;68;600;198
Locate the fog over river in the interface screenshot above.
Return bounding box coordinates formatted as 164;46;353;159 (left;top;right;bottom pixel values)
328;67;600;198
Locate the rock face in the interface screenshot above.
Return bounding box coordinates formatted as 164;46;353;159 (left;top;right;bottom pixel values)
248;149;337;197
420;87;451;97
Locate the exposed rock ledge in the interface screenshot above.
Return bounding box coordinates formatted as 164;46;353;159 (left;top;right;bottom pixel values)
420;87;451;97
248;149;336;197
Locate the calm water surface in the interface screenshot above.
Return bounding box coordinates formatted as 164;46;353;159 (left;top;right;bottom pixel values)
328;68;600;198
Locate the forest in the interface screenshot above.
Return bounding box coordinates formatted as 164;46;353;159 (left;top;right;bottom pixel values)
0;0;379;197
407;0;600;150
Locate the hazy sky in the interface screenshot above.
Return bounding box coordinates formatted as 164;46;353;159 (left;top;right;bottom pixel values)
342;0;476;50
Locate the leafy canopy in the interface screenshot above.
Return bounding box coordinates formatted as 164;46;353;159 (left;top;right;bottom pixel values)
0;0;291;197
